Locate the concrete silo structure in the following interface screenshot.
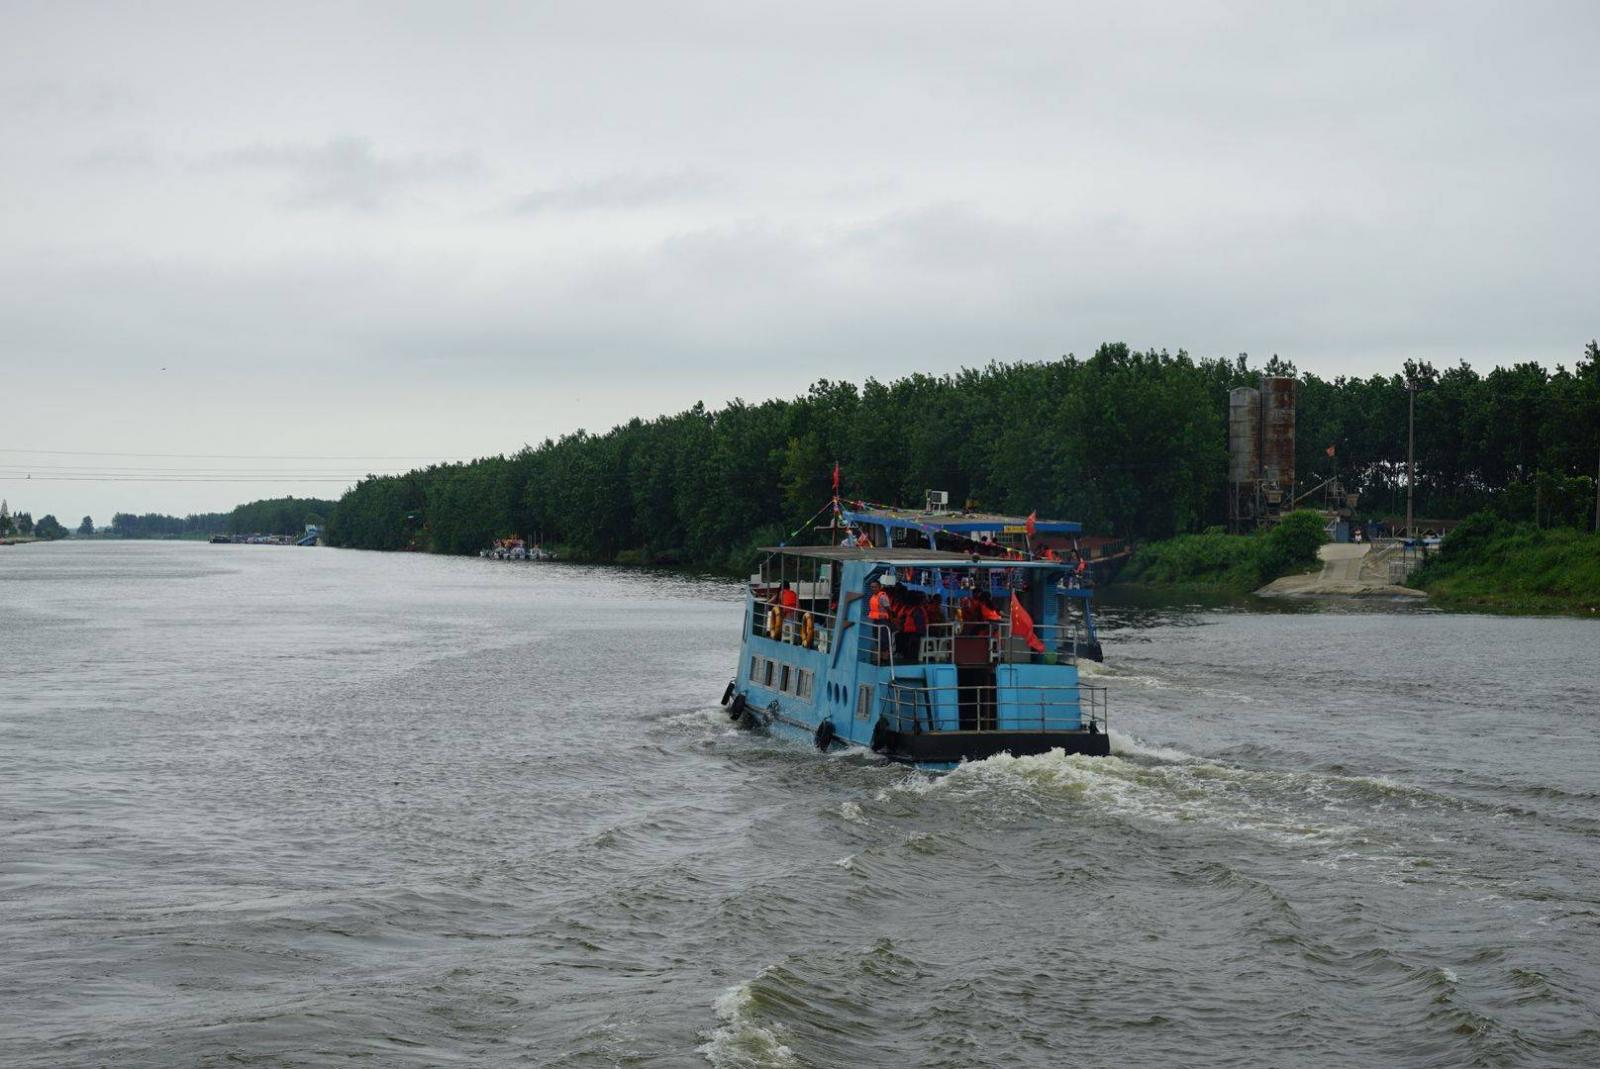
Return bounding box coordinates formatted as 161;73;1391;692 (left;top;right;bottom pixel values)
1259;376;1297;522
1227;386;1261;532
1227;375;1297;531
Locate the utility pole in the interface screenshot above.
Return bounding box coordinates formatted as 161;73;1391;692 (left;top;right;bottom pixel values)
1406;381;1416;540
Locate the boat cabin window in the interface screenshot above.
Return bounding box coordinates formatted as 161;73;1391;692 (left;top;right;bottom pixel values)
855;684;873;721
779;664;792;694
797;669;814;701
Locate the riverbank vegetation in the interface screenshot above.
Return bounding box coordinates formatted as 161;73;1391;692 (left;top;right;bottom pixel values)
323;341;1599;569
110;512;230;539
106;497;335;540
1412;513;1600;614
1119;510;1329;593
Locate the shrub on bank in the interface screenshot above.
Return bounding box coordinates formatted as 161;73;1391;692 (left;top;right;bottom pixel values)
1413;513;1600;612
1122;509;1327;593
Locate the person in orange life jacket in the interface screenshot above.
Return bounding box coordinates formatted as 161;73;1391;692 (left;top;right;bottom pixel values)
959;588;1002;636
777;581;799;618
894;591;926;662
867;579;894;662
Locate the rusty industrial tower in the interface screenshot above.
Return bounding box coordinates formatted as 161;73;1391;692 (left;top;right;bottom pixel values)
1228;376;1296;532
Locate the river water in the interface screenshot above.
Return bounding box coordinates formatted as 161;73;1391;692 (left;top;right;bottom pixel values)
2;541;1598;1068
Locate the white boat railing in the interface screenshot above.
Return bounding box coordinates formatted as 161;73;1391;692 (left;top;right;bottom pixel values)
880;681;1107;735
859;620;1081;667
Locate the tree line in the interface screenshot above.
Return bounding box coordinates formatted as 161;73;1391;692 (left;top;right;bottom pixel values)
104;497;336;539
321;342;1600;569
1;501;67;541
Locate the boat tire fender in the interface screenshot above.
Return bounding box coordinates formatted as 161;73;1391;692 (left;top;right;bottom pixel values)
721;680;735;706
870;718;891;753
729;693;747;722
813;719;836;752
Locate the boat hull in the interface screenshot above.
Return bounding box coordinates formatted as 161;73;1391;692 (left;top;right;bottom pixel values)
875;727;1109;764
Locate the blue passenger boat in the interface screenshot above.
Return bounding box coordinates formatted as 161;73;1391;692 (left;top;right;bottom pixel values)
721;502;1109;767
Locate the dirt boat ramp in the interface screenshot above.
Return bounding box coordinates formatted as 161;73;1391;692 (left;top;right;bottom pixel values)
1256;542;1426;599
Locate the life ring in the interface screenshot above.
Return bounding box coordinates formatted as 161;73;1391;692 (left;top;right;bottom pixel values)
870;718;891;753
721;680;735;706
728;693;747;722
813;719;836;751
766;606;782;638
799;612;815;648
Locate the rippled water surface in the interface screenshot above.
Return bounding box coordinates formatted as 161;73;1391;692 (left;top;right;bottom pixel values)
3;542;1599;1068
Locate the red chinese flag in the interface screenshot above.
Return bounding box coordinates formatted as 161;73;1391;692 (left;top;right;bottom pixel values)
1025;510;1037;537
1010;592;1045;653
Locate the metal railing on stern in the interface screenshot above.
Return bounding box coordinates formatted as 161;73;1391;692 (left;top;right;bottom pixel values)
878;681;1108;735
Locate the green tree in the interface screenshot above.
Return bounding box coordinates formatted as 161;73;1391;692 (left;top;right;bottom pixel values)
317;341;1600;566
34;514;67;540
78;515;94;536
17;512;34;536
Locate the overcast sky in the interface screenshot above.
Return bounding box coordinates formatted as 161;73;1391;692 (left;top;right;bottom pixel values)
2;1;1596;522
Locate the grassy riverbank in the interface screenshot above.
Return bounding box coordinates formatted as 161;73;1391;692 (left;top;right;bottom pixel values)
1116;510;1327;594
1412;514;1600;614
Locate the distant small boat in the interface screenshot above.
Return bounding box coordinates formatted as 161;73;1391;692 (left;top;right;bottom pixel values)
209;535;233;544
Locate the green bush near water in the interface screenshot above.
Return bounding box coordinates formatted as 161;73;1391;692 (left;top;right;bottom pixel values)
1412;513;1600;613
1121;510;1328;593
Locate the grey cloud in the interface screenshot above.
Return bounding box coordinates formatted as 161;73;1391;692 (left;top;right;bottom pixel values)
2;78;129;119
4;0;1599;523
506;170;725;215
75;142;161;173
207;135;481;211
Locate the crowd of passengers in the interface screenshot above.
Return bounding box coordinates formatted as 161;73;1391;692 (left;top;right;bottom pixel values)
866;576;1007;662
762;575;1007;662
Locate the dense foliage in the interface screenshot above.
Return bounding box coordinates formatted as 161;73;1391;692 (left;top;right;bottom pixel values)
105;498;335;539
1297;342;1600;521
33;514;68;540
227;497;336;536
1412;512;1600;613
111;512;230;538
322;342;1600;567
1120;510;1329;592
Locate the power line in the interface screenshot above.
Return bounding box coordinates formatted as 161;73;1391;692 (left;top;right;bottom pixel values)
7;463;409;474
0;474;362;483
0;447;473;461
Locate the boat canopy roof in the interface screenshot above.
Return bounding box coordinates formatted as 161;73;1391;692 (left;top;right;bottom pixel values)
840;506;1082;535
759;546;1070;569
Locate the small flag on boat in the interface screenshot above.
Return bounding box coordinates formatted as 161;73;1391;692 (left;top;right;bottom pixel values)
1010;592;1045;653
1025;510;1037;537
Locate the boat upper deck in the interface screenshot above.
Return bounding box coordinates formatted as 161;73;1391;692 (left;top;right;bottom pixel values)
841;506;1082;535
758;546;1071;569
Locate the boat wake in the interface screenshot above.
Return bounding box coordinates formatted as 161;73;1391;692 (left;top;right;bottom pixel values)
698;976;798;1069
869;737;1480;877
